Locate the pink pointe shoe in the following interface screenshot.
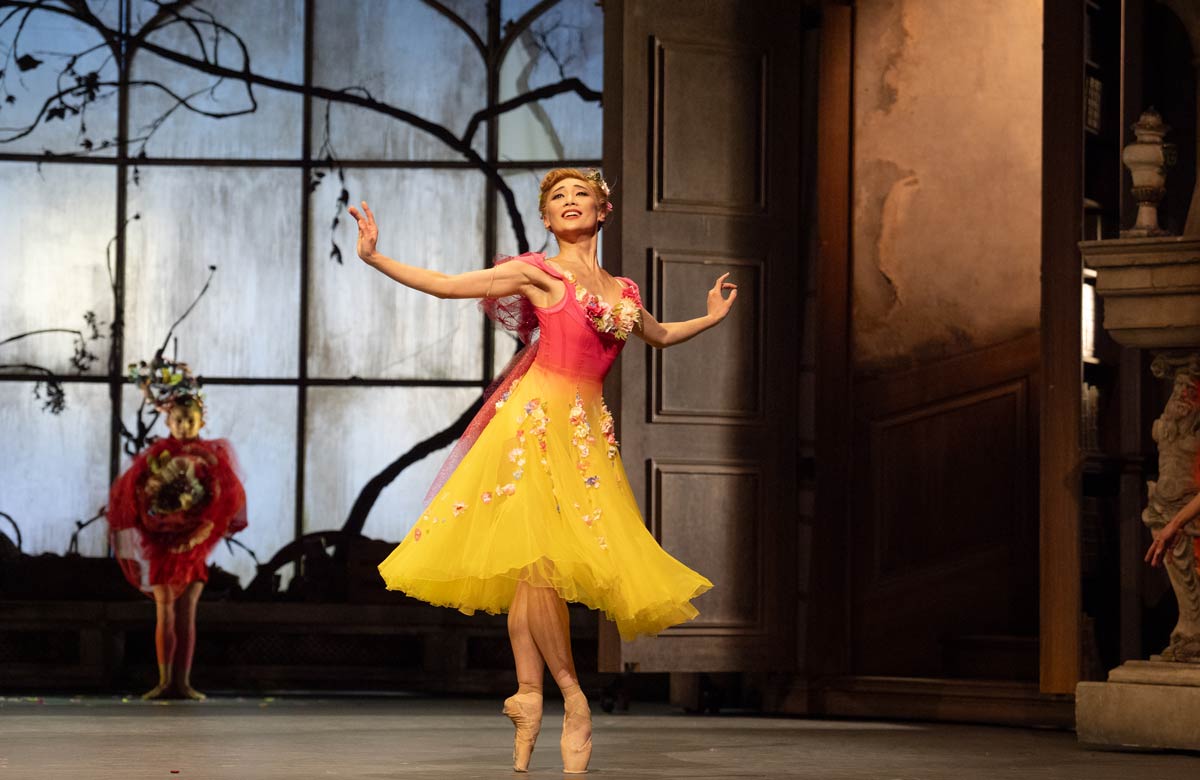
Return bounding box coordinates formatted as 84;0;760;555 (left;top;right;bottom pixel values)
560;696;593;774
503;691;543;772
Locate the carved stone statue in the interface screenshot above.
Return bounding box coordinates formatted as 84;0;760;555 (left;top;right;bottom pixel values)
1143;354;1200;661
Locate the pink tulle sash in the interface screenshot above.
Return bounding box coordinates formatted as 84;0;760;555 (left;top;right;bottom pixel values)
423;253;545;505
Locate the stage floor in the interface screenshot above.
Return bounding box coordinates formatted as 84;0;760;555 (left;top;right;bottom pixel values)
0;696;1195;779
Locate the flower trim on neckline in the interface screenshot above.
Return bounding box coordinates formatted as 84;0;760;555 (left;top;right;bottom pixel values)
559;269;641;340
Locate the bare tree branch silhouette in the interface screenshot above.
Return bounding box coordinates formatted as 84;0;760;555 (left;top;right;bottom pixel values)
0;509;20;551
0;0;600;590
0;0;598;253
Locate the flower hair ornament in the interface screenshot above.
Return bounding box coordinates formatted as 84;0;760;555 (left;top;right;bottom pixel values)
585;168;615;213
127;354;205;417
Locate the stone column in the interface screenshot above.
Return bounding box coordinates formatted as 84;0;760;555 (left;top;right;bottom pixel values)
1143;354;1200;661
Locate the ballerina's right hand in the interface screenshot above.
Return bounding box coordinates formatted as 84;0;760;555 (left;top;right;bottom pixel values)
347;200;379;263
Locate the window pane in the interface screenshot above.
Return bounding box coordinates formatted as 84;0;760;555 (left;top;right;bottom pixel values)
311;0;487;160
124;166;301;378
0;7;118;156
498;0;603;161
439;0;489;40
0;163;115;374
128;0;305;158
502;0;543;25
494;167;557;258
0;382;112;557
200;385;296;588
117;384;296;589
308;168;485;380
303;386;480;543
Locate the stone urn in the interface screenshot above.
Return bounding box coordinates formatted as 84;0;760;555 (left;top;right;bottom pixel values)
1120;109;1171;238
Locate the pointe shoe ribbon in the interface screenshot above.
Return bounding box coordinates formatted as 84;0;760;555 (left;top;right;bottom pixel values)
560;699;592;774
503;691;543;772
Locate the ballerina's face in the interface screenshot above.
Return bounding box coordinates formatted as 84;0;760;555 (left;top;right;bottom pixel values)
542;177;605;237
166;403;204;441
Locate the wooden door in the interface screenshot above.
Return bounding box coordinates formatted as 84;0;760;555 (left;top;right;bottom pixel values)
850;336;1042;679
600;0;804;673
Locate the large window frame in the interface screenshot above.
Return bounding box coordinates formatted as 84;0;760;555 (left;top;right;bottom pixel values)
0;0;602;566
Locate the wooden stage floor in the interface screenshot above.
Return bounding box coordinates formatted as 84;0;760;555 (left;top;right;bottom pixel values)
0;696;1195;779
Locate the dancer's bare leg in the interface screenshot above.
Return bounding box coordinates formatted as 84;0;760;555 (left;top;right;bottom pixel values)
524;584;591;773
142;585;176;700
170;581;206;700
523;584;578;687
505;582;546;772
509;581;547;687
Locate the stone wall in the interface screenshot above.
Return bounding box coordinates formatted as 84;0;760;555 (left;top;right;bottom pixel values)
852;0;1043;374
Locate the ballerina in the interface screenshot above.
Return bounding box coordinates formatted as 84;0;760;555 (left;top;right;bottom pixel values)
351;168;736;773
107;360;247;700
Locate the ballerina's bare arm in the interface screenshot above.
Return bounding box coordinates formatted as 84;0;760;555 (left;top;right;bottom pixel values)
1145;490;1200;568
635;273;738;348
348;201;555;302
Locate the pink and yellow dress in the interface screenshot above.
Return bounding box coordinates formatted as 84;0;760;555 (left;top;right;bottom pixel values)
378;252;711;639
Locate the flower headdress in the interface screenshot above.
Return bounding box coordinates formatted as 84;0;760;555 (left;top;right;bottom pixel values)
585;168;615;213
127;354;204;416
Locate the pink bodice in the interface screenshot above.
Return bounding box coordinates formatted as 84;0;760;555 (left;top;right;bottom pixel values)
519;253;641;383
424;252;641;505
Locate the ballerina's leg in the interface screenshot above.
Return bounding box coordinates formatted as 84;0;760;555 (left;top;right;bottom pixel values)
523;584;578;689
171;580;206;700
143;585;176;700
523;583;592;773
509;581;547;687
505;581;546;771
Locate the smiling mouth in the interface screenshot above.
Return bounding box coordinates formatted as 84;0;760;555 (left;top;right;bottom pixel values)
563;210;582;218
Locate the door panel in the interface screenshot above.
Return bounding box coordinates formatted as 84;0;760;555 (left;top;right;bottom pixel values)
652;40;766;215
851;335;1041;678
651;460;765;632
601;0;804;673
652;251;764;423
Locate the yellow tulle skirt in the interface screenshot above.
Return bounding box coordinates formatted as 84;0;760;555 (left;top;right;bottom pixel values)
378;364;712;640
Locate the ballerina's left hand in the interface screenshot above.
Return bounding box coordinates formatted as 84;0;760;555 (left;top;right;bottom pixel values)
707;273;738;322
347;200;379;263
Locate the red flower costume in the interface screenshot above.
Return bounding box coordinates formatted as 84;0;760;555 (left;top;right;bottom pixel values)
108;437;247;600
